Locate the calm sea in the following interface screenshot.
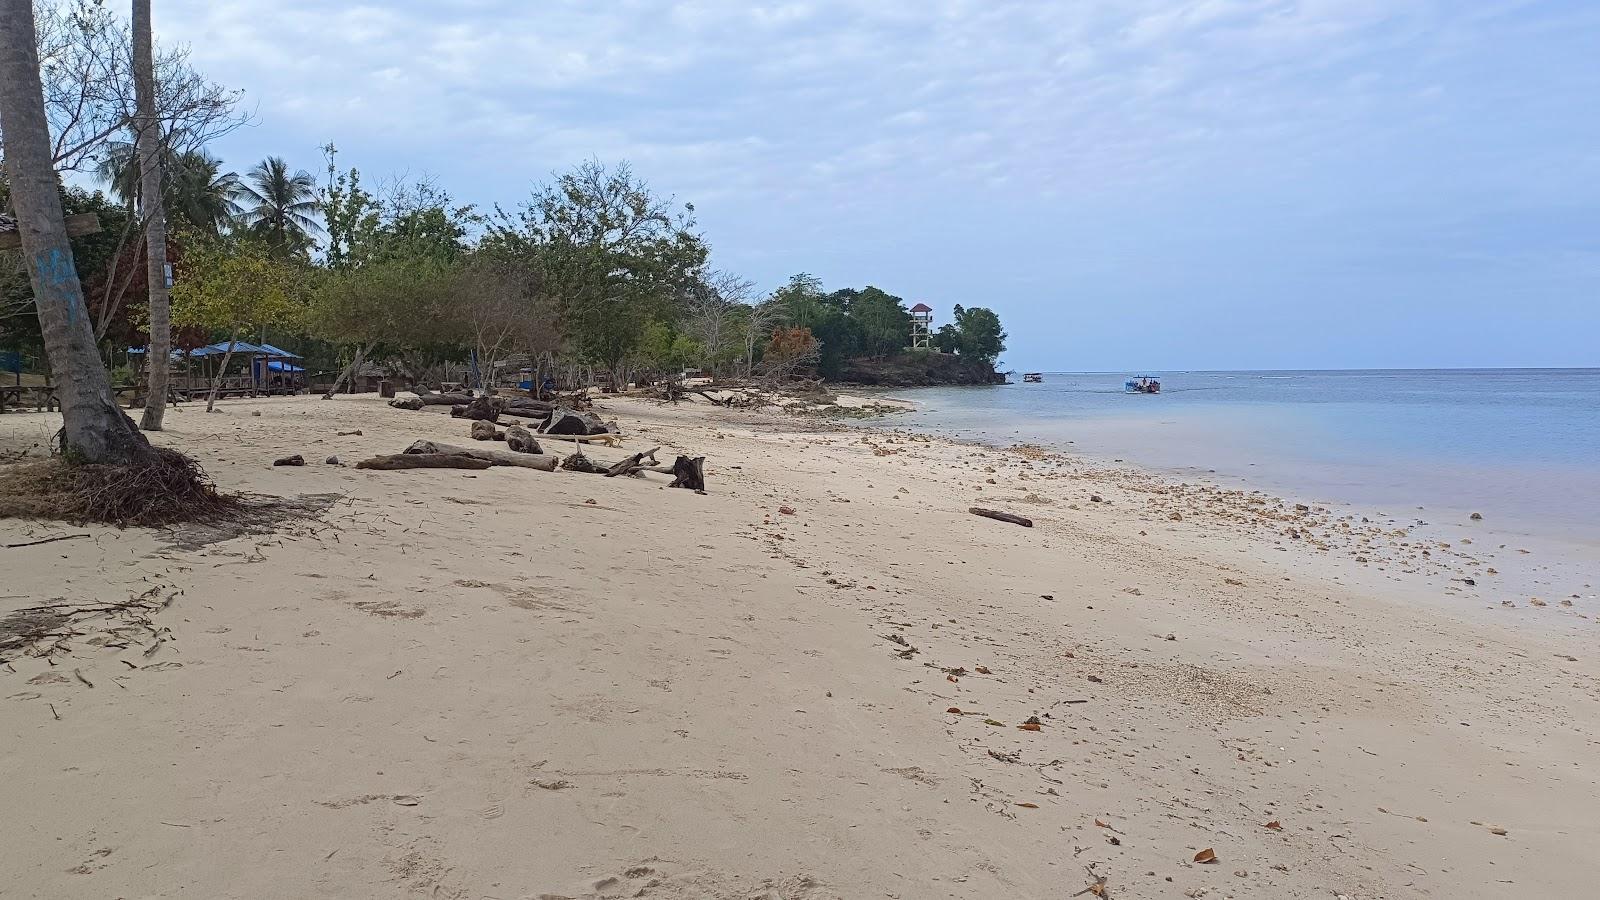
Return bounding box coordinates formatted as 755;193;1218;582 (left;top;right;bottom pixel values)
887;369;1600;546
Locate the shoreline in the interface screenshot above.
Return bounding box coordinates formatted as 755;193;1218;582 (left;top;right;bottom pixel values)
3;393;1596;898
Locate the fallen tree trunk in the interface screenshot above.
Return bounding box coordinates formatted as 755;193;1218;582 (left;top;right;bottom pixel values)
561;450;607;473
413;390;474;406
498;405;553;422
322;343;369;400
969;507;1033;527
357;453;493;471
405;440;558;471
604;446;661;477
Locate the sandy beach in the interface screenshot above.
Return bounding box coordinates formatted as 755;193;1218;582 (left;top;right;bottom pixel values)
2;393;1596;900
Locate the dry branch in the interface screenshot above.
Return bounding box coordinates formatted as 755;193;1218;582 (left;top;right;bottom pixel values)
969;507;1033;527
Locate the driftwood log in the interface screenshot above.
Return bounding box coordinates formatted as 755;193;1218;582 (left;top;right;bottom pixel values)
504;424;541;454
542;407;611;436
470;420;501;441
455;396;502;421
969;507;1033;527
357;453;494;471
604;447;660;477
661;455;706;490
561;450;607;474
405;440;557;471
388;397;425;411
413;389;474;406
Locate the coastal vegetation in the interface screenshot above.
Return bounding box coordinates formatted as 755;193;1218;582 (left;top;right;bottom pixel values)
0;0;1004;520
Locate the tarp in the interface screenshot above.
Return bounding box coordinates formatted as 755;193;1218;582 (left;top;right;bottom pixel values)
188;341;269;357
265;360;303;372
257;342;302;359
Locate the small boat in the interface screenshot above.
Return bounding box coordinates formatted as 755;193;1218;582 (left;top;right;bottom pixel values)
1022;372;1043;383
1124;376;1161;394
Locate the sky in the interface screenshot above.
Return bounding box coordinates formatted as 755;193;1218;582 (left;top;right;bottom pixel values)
155;0;1600;372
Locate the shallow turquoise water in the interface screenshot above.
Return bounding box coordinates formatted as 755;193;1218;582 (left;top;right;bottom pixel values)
889;369;1600;540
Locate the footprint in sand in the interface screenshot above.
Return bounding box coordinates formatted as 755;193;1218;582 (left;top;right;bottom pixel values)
352;600;425;619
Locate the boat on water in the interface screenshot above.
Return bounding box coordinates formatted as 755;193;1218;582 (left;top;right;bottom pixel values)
1022;372;1043;383
1124;376;1161;394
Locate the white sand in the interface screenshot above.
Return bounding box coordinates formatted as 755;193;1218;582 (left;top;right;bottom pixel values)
2;393;1595;899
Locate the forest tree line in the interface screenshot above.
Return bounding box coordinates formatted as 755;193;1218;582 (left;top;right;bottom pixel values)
2;1;1007;396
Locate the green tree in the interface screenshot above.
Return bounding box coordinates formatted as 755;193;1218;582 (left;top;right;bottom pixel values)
489;160;706;383
172;236;306;410
235;156;321;257
934;304;1007;364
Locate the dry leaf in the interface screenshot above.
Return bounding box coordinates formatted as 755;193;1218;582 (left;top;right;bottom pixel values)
1018;723;1042;731
984;719;1005;726
1194;848;1217;864
1264;820;1282;830
946;674;959;683
1015;802;1039;809
975;665;992;675
1094;819;1109;828
947;707;962;714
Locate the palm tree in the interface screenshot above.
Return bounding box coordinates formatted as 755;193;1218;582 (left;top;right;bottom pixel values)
0;0;153;463
168;150;241;233
92;145;240;234
234;156;321;255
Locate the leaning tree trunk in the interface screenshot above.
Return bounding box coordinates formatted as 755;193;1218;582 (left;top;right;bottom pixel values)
205;330;240;412
322;342;368;399
133;0;171;430
0;0;152;464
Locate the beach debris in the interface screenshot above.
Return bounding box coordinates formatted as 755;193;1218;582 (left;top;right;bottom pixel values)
1193;848;1217;864
403;440;557;471
1263;820;1282;830
541;407;610;437
1071;870;1110;897
273;454;305;466
1087;674;1104;683
604;447;661;478
251;410;261;417
779;505;797;515
1090;494;1103;503
504;424;541;454
387;397;425;411
324;455;341;466
3;533;90;549
1018;722;1041;731
337;429;362;436
562;451;607;474
1488;826;1508;835
1471;512;1483;520
662;455;707;491
355;453;494;471
969;507;1033;527
470;420;501;441
1016;801;1039;808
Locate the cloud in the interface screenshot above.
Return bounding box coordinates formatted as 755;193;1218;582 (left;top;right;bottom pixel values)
143;0;1600;366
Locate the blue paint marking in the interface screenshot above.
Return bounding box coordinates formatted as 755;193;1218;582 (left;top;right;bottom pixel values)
34;248;85;324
